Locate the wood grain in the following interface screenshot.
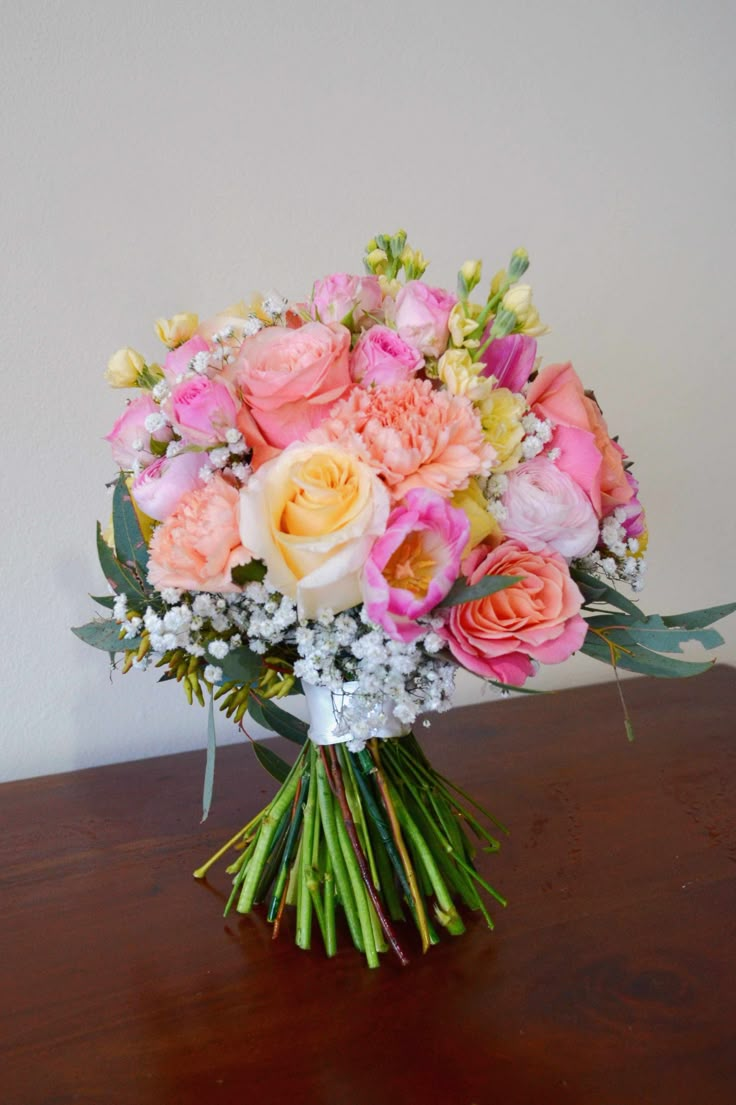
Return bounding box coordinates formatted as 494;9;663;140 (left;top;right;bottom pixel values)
2;668;735;1105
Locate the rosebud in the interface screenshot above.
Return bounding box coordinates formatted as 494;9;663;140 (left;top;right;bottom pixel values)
501;284;548;336
155;312;199;349
105;347;145;388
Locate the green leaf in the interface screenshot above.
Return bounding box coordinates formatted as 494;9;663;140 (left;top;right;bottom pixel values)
583;613;724;655
581;633;715;678
439;574;522;609
217;645;263;685
231;560;267;585
90;593;115;610
661;601;736;630
248;695;308;745
571;568;645;620
96;523;150;608
72;619;141;653
252;741;291;782
112;474;149;575
201;690;216;822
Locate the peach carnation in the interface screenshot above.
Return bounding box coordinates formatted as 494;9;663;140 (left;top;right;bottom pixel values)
148;474;251;593
309;378;495;501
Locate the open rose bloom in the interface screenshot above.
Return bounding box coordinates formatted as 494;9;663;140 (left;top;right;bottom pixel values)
77;231;732;967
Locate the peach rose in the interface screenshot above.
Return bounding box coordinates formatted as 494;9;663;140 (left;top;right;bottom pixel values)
234;322;353;469
148;474;251;593
439;539;587;686
239;442;390;618
527;362;633;517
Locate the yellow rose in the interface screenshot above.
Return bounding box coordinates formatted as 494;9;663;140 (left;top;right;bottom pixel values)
477;387;526;472
240;443;390;618
155;312;199;349
105;347;144;388
451;479;503;555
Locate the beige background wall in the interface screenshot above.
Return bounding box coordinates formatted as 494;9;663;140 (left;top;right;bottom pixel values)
2;0;734;781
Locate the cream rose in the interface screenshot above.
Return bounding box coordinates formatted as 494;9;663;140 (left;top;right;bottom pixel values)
240;443;390;618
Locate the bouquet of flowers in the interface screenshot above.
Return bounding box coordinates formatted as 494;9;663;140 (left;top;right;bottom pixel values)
75;232;734;967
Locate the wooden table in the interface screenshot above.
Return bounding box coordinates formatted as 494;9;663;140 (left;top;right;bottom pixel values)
2;668;735;1105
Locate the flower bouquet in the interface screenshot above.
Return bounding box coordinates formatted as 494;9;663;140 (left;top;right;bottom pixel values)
75;232;734;966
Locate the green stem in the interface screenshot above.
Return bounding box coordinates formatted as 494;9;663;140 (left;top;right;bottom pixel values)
296;748;318;950
236;767;301;914
334;804;379;967
267;774;307;923
315;755;364;953
322;849;337;957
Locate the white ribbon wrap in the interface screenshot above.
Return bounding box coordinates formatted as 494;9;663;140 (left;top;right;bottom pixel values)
303;682;410;748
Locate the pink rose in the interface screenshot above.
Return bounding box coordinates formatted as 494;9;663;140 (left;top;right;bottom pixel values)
479;333;537;393
362;488;469;642
148;474;251;593
393;281;457;358
162;335;211;382
439;539;587;686
527;362;634;518
130;451;205;522
619;472;646;542
168;375;238;446
501;457;599;559
235;321;353;469
105;394;172;469
350;325;424;387
310;273;383;326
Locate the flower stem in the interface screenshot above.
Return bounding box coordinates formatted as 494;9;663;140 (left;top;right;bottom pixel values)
315;754;364;953
236;768;301;914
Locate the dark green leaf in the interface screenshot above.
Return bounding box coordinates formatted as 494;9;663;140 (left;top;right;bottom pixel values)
581;633;715;678
248;695;308;745
90;593;115;610
96;523;150;608
571;568;645;620
217;645;263;685
252;741;291;782
201;690;216;822
231;560;267;585
661;602;736;630
439;574;522;609
72;619;141;653
113;474;149;575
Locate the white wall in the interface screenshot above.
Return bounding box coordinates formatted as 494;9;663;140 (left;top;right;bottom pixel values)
2;0;734;781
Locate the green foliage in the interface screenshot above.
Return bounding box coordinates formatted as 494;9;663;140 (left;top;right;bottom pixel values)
231;560;267;585
252;741;292;782
439;574;522;609
72;619;141;653
112;474;149;575
248;695;308;745
217;645;264;685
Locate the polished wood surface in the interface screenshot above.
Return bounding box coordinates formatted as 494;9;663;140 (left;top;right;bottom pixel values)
2;668;735;1105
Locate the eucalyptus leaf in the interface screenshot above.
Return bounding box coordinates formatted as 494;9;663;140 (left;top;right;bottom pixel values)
217;645;263;685
661;601;736;631
112;474;149;575
581;633;715;678
96;523;150;608
248;695;308;745
571;568;645;620
439;574;522;609
72;619;141;653
201;690;217;822
252;741;291;782
90;593;115;610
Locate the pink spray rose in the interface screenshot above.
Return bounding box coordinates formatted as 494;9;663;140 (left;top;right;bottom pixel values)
392;281;457;358
619;472;647;543
501;457;599;559
310;272;383;326
148;474;251;594
235;321;353;469
479;333;537;393
105;394;172;469
162;335;211;382
362;488;470;643
439;539;588;686
130;450;205;522
527;362;634;518
168;375;238;446
350;325;424;387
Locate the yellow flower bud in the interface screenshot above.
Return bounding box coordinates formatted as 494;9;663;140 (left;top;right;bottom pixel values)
378;274;402;299
460;259;482;292
501;284;548;336
490;269;507;298
451;480;503;555
155;312;199;349
448;303;480;347
366;248;389;274
438;348;493;402
105;347;144;388
476;387;526;471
